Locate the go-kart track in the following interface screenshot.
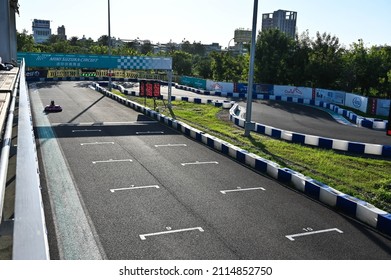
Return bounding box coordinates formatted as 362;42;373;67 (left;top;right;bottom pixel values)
239;100;391;145
128;82;390;146
239;100;390;146
30;81;391;260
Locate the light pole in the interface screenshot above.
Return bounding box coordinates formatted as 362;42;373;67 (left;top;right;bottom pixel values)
244;0;259;137
108;0;112;91
227;37;234;52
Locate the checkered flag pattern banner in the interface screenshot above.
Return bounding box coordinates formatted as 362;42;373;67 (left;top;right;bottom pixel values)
117;56;172;70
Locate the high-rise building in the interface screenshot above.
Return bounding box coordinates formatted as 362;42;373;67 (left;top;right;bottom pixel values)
57;25;66;40
32;19;51;43
261;10;297;38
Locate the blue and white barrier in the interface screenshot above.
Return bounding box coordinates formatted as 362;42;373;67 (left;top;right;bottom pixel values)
107;82;234;109
230;104;391;157
91;83;391;237
176;84;389;131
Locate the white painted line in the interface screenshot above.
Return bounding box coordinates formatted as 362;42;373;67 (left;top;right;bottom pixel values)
139;227;204;240
136;131;165;135
107;121;158;124
54;121;158;126
72;129;102;133
285;228;343;241
220;187;266;194
92;159;133;164
110;185;160;193
80;142;114;146
155;144;187;147
181;161;219;166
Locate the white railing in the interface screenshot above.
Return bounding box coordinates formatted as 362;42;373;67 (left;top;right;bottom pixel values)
11;60;50;259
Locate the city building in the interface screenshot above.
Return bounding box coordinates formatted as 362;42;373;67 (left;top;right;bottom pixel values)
228;28;251;55
32;19;51;43
261;9;297;38
57;25;66;40
203;42;221;54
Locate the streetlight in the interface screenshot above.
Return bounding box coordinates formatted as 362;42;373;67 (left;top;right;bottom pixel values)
227;37;234;52
244;0;259;137
108;0;112;91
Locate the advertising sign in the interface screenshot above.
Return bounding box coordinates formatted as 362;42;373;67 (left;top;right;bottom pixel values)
315;88;345;105
234;83;273;94
47;69;81;78
274;85;313;99
206;80;234;92
345;93;368;113
18;52;172;70
25;70;47;81
180;76;206;89
376;99;390;117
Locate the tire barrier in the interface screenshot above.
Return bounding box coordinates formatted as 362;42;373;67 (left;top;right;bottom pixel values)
110;82;234;109
230;104;391;158
91;83;391;237
175;85;389;131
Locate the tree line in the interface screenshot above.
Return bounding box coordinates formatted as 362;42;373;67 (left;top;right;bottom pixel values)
17;29;390;98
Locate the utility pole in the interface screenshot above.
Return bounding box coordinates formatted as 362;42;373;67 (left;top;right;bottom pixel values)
108;0;112;91
244;0;259;137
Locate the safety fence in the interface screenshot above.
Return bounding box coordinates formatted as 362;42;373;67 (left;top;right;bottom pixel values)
0;60;50;259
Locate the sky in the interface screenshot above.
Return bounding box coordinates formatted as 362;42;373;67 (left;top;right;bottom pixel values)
15;0;391;48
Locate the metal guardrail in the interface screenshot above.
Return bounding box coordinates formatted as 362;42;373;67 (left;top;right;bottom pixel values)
0;61;50;260
0;60;20;224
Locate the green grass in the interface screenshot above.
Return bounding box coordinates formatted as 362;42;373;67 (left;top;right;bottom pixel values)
113;90;391;212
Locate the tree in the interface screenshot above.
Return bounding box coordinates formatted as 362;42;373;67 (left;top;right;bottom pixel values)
181;40;193;53
17;30;39;52
288;31;311;86
307;32;344;89
371;45;391;98
195;56;212;79
209;51;246;82
192;42;206;57
52;40;72;53
210;51;225;81
140;41;153;55
125;41;138;51
254;29;294;84
172;51;192;75
46;35;62;45
97;35;109;46
70;36;79;46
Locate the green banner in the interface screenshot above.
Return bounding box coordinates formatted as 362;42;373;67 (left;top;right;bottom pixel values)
18;52;172;70
180;76;206;89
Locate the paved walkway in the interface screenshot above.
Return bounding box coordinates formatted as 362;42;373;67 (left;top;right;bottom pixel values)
0;67;18;132
0;67;19;260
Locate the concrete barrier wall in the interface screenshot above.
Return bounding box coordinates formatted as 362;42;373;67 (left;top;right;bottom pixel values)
92;83;391;237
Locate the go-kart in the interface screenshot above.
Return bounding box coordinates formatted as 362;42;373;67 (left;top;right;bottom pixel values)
44;100;62;112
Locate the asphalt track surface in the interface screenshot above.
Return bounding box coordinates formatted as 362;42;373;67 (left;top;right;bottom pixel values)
31;82;391;260
239;100;391;146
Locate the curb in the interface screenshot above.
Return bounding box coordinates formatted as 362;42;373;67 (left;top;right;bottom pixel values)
92;82;391;238
175;84;389;131
108;82;234;109
230;104;391;158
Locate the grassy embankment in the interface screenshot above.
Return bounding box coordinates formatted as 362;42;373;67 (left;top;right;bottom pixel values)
113;90;391;213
